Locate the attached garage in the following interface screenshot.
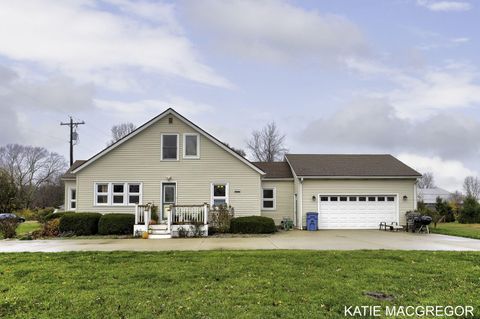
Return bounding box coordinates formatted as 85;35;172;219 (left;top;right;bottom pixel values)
284;154;421;229
317;194;398;229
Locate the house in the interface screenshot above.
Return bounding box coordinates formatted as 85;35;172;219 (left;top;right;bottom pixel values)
62;108;421;237
417;187;452;208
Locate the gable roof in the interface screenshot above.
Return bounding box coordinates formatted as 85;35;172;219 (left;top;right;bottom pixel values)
72;108;265;175
252;162;293;179
418;187;452;203
285;154;421;178
62;160;87;179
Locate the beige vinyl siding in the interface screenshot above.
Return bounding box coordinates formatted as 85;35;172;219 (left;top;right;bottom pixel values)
300;179;416;227
75;114;261;216
64;180;76;211
260;180;294;225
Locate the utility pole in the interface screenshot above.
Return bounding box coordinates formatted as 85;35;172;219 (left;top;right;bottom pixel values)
61;116;85;166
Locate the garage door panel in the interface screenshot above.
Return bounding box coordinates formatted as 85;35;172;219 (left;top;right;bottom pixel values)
317;195;397;229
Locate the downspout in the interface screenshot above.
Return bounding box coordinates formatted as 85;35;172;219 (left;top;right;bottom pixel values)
299;177;304;230
413;180;418;210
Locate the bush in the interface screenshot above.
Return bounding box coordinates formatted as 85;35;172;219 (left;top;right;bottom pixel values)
35;208;56;223
59;213;102;236
0;219;19;239
32;219;60;238
45;212;67;221
458;196;480;224
209;204;234;233
98;214;135;235
16;209;36;221
230;216;276;234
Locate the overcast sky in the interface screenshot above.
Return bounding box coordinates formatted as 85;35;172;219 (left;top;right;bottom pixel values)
0;0;479;192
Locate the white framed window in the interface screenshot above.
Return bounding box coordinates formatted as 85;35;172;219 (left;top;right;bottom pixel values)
211;183;229;207
262;188;276;210
68;187;76;211
161;134;179;160
95;183;109;205
183;133;200;159
94;182;142;206
128;183;141;204
112;183;125;205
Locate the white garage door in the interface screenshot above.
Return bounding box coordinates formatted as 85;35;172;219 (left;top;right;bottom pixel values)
317;195;398;229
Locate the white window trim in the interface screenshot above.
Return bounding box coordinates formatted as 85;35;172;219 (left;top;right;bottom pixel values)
262;187;276;210
127;183;142;205
210;182;229;207
94;182;143;206
161;133;179;161
112;183;126;206
68;187;76;211
183;133;200;159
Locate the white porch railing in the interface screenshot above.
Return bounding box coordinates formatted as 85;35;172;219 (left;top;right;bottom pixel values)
170;203;209;225
134;204;152;225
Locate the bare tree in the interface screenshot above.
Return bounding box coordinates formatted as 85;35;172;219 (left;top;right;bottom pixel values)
108;122;136;145
224;143;247;157
0;144;67;208
463;176;480;200
246;122;288;162
418;172;435;189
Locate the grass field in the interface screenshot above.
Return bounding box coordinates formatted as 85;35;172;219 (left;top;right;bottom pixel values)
431;222;480;240
0;251;479;318
16;221;41;236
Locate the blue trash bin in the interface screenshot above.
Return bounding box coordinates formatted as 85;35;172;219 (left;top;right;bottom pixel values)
306;212;318;231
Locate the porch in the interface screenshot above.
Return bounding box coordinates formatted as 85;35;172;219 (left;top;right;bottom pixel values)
134;203;209;239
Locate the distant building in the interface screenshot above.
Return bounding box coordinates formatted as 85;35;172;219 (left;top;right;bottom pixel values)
418;187;452;207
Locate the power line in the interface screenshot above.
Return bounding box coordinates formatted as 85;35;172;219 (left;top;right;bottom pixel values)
60;116;85;166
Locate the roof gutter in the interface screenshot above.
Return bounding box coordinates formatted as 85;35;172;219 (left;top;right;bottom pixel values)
297;175;421;179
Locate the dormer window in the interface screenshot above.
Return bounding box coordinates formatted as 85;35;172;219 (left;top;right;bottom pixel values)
161;134;179;160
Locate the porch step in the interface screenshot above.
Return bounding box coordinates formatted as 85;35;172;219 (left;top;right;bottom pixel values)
148;233;172;239
149;224;168;230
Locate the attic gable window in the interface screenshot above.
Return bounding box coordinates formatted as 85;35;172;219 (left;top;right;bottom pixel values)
161;134;179;160
183;133;199;159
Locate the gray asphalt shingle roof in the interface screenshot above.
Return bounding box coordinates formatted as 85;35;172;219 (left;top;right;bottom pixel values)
62;160;87;179
252;162;293;179
285;154;421;177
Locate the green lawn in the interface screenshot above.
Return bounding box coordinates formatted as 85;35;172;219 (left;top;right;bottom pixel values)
431;222;480;240
16;221;41;236
0;251;479;318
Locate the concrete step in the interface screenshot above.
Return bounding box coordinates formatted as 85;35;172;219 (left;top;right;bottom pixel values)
149;224;168;230
148;233;172;239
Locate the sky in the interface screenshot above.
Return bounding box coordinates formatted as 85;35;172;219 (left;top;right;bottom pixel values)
0;0;479;192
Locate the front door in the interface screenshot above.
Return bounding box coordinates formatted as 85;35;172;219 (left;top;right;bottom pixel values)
162;183;176;221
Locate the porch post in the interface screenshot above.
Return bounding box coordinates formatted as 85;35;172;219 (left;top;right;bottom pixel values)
167;205;172;233
135;204;138;224
203;203;208;225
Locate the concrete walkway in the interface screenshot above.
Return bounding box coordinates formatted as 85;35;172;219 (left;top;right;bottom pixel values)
1;230;480;252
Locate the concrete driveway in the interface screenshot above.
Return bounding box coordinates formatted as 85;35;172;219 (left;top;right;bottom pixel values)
1;230;480;252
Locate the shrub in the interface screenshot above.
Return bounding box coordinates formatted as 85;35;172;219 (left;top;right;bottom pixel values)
458;196;480;224
209;204;234;233
35;208;56;223
98;214;135;235
230;216;276;234
45;212;67;221
59;213;102;236
16;209;36;221
32;219;60;238
0;219;19;239
151;205;159;221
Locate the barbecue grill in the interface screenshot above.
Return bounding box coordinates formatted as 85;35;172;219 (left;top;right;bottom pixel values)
405;211;432;233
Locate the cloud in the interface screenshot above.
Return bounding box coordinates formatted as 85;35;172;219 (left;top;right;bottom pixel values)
183;0;366;64
346;59;480;118
300;98;480;160
398;153;477;191
0;1;231;89
0;64;94;146
95;96;215;122
417;0;472;11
